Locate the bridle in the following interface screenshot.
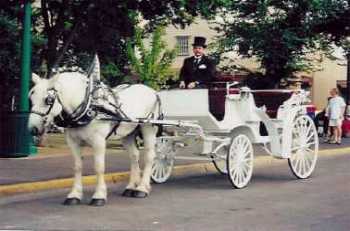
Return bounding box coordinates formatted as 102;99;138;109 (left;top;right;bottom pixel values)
30;88;59;120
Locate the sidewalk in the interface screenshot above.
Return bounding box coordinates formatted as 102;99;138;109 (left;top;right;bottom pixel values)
0;134;349;194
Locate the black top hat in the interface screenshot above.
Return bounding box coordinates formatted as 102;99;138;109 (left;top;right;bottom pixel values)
192;36;207;48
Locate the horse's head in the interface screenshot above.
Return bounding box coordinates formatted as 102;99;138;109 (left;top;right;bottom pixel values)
28;73;63;137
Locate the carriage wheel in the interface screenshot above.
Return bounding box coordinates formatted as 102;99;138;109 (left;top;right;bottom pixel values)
212;145;228;175
227;134;254;189
151;137;174;184
288;115;318;179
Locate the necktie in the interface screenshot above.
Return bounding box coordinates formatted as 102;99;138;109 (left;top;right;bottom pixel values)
194;58;200;67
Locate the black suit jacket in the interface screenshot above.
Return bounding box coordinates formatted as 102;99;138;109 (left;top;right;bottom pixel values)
179;55;216;86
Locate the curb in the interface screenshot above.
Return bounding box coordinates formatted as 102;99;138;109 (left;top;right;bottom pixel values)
1;147;349;196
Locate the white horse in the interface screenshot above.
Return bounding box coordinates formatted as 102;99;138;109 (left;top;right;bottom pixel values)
28;72;160;206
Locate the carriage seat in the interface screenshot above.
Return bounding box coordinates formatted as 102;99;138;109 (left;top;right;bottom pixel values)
158;89;223;130
208;82;240;121
251;91;293;118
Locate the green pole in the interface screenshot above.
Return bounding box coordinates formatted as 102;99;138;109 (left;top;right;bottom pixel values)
17;0;36;156
19;0;32;111
0;0;36;157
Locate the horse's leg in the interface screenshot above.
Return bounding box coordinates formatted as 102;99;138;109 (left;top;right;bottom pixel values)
121;133;141;197
63;132;83;206
89;136;107;206
133;124;158;198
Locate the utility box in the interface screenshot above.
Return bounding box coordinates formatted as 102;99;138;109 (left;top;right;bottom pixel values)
0;112;37;157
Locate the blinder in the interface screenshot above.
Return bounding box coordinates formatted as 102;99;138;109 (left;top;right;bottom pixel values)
45;89;57;106
30;88;57;117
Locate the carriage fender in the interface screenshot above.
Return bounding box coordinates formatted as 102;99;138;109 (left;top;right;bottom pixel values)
280;107;305;158
230;125;258;144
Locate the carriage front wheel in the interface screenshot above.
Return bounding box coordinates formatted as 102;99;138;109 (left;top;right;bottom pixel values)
288;115;318;179
151;137;175;184
227;134;254;189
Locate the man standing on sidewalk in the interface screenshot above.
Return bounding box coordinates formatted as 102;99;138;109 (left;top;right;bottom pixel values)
326;88;346;144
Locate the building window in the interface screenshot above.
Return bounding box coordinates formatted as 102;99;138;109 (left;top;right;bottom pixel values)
176;36;190;56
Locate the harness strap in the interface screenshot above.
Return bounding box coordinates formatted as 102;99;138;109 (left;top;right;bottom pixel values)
145;93;163;120
105;123;121;140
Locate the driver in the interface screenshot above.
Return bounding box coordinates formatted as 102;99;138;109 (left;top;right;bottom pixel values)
179;36;216;89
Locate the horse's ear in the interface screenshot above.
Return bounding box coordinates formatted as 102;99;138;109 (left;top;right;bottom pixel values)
32;73;41;84
90;54;100;81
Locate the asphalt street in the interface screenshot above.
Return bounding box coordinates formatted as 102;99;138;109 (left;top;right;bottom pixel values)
0;151;349;231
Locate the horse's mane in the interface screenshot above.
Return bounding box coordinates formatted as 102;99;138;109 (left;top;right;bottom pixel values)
52;71;88;86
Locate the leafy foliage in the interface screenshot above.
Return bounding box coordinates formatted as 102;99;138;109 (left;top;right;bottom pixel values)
126;26;177;90
213;0;349;88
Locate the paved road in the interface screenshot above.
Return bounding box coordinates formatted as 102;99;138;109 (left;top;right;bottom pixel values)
0;151;349;231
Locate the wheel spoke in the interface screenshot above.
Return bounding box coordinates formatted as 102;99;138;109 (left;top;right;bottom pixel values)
295;156;302;172
301;158;306;175
242;164;250;177
157;165;162;179
304;156;311;171
305;142;316;148
291;145;302;152
152;166;157;176
233;170;238;181
306;132;315;143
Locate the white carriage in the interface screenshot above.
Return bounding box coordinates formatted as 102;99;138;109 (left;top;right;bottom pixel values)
151;83;318;188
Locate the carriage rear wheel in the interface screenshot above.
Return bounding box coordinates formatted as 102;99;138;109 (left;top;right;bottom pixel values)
151;137;174;184
212;145;228;175
288;115;318;179
227;134;254;189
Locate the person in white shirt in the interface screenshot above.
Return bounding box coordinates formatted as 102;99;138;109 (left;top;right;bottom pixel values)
326;88;346;144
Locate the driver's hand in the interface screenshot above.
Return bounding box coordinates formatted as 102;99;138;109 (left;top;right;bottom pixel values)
179;81;186;89
187;82;196;89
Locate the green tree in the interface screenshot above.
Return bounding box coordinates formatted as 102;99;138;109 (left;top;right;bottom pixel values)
126;26;177;90
213;0;346;88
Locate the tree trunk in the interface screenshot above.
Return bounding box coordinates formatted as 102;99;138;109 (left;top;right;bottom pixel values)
264;58;288;89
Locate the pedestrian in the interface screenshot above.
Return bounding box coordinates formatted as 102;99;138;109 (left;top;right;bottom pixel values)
323;96;332;142
326;88;346;144
179;36;216;89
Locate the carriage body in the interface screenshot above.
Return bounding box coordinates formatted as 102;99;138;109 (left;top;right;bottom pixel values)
151;82;319;186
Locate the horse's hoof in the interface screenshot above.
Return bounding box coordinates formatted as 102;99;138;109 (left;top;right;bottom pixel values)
122;189;135;197
132;190;148;198
63;197;81;206
89;198;106;207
